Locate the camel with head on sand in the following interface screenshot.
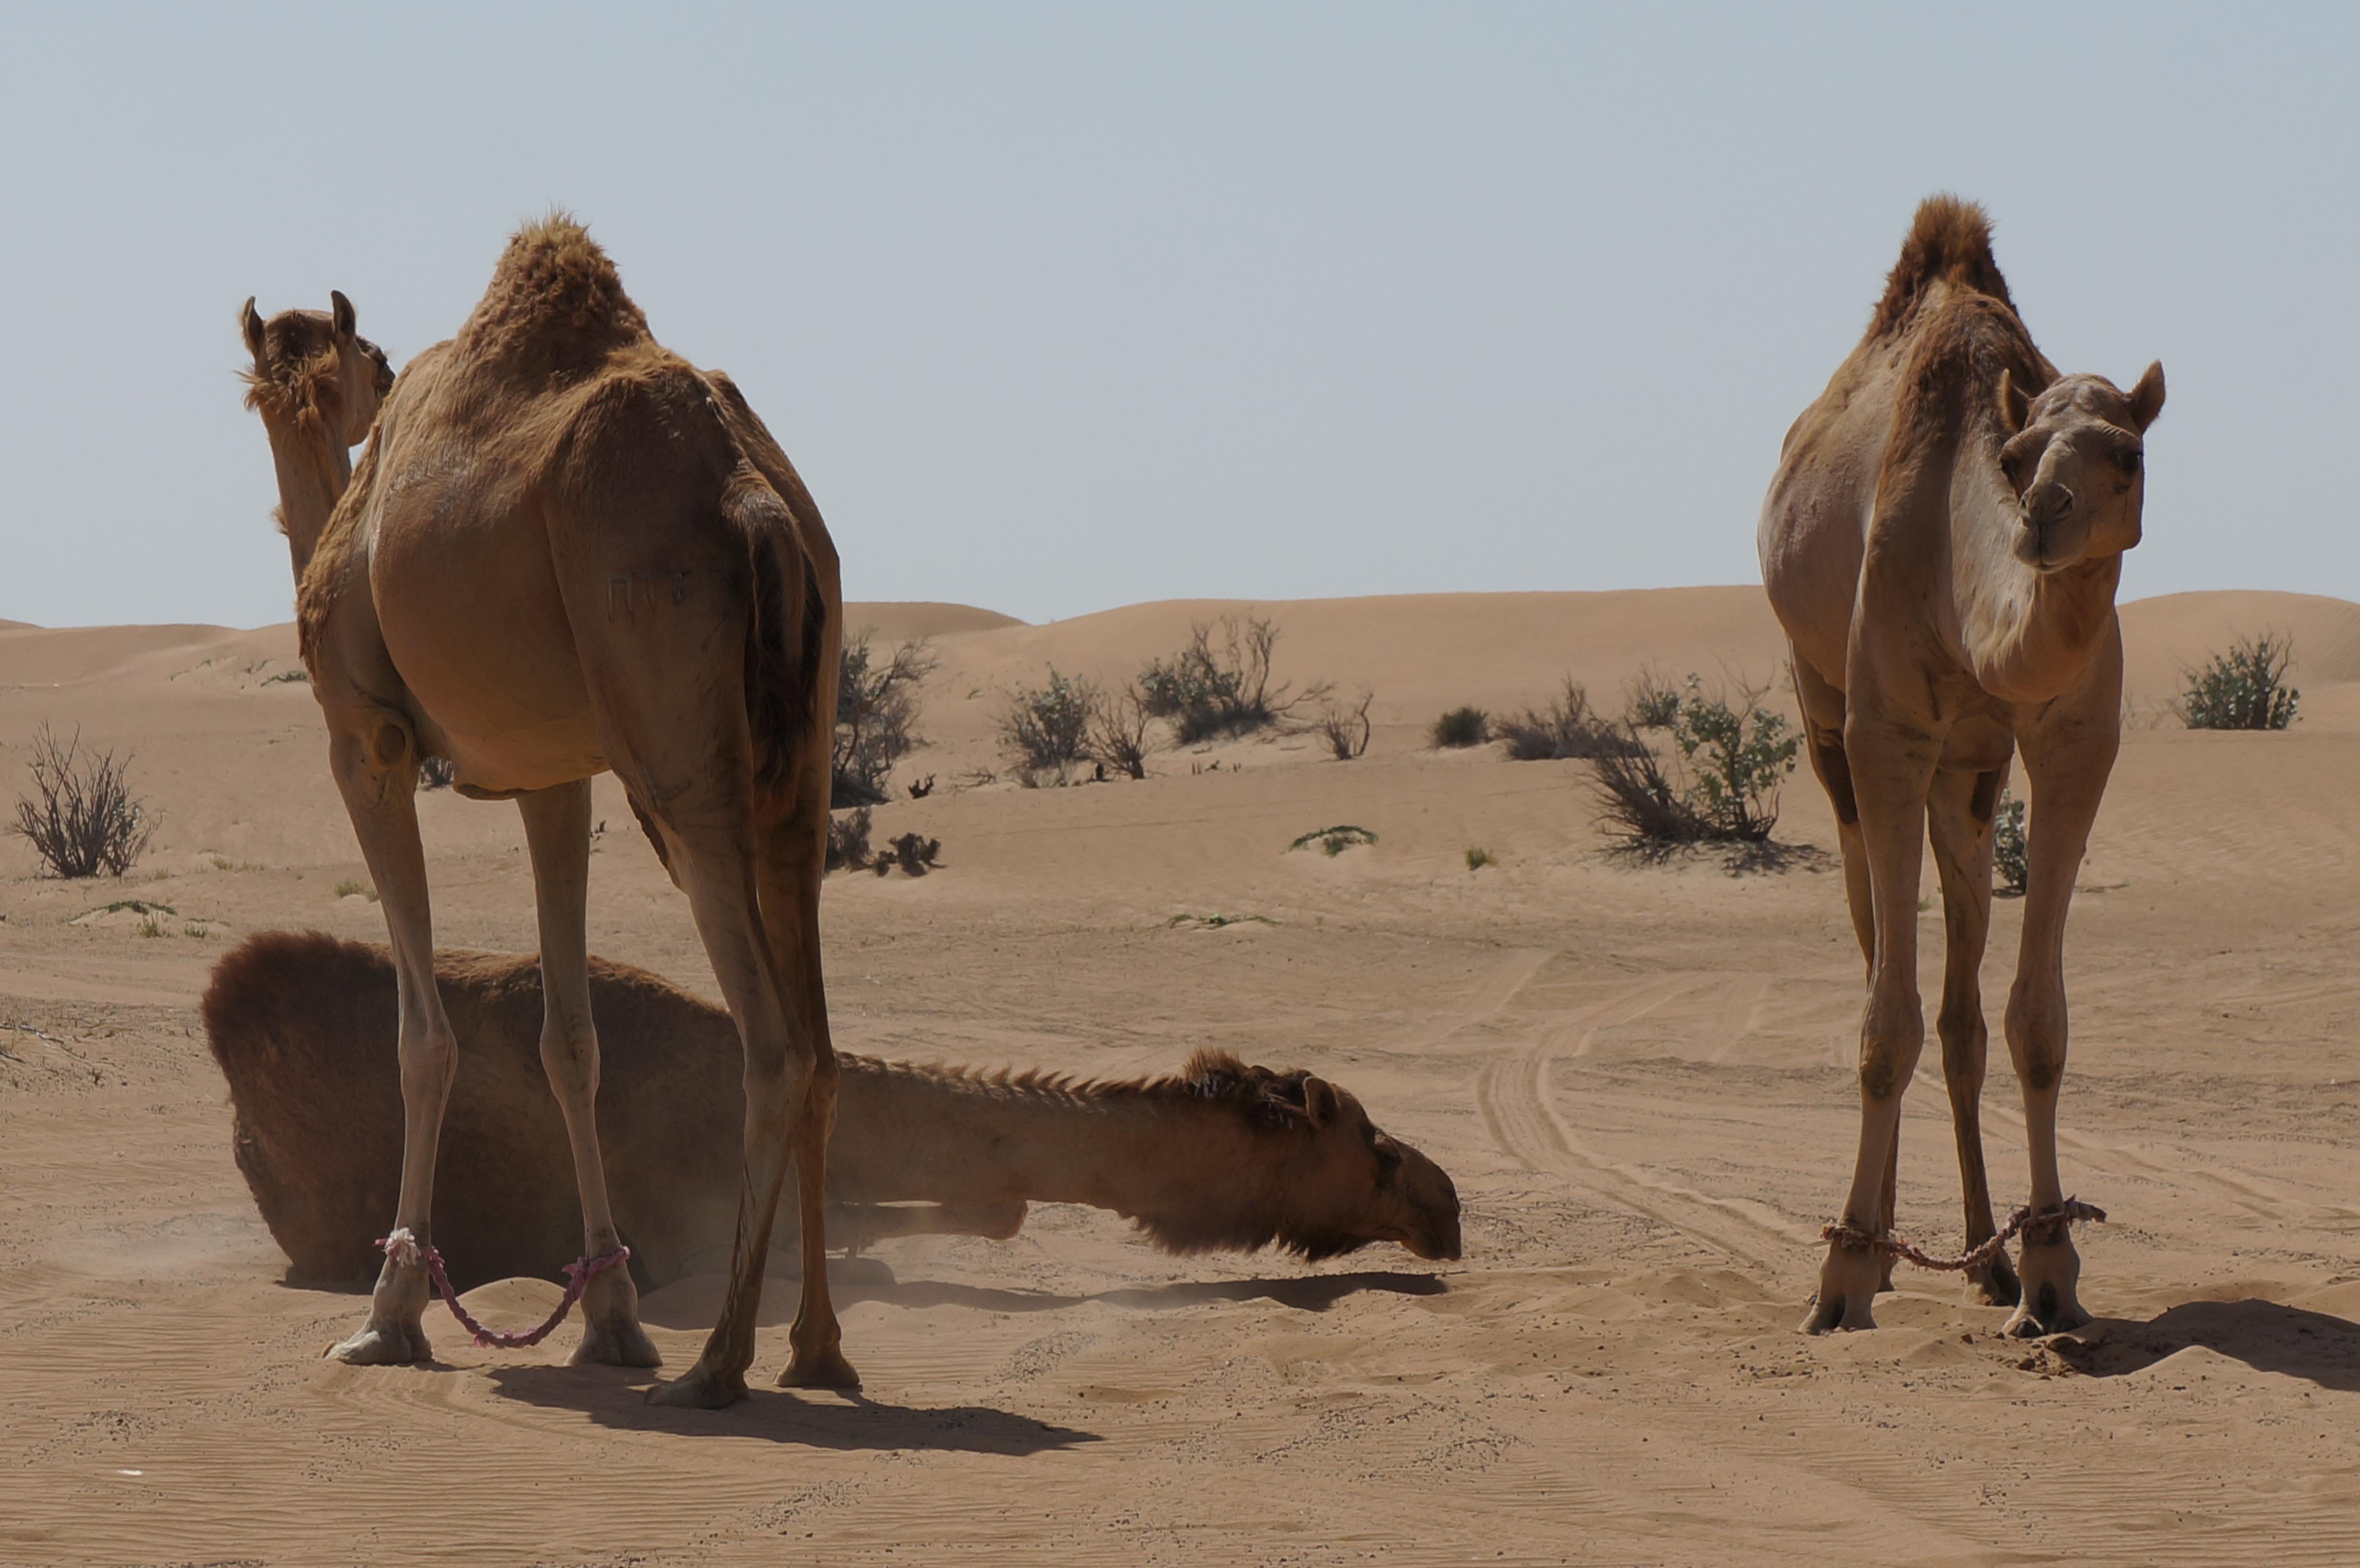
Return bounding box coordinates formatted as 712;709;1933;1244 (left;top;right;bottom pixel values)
201;931;1463;1292
1759;196;2163;1336
240;216;853;1406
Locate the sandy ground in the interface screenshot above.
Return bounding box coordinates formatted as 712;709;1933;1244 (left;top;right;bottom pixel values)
2;588;2357;1567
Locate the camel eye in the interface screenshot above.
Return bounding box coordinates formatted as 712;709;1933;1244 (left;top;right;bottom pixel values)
2117;449;2142;476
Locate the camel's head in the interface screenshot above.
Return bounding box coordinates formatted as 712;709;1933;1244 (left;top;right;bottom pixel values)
1996;363;2165;572
1159;1054;1463;1263
239;291;393;449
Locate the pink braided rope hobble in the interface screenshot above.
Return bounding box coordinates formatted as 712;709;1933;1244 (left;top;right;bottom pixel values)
380;1228;630;1350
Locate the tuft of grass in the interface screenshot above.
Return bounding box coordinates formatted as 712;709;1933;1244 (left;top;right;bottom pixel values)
259;668;310;686
2177;633;2299;731
1464;845;1496;870
1431;707;1490;749
1287;824;1377;857
332;879;378;901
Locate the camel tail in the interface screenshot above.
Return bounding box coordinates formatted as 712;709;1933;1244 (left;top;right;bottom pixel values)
201;931;400;1283
725;468;831;800
1869;195;2014;339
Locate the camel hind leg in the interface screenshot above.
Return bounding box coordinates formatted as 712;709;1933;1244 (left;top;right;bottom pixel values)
516;780;659;1367
1927;763;2020;1309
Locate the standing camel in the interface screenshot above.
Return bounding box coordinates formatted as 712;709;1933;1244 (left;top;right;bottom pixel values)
1758;196;2163;1336
240;216;855;1406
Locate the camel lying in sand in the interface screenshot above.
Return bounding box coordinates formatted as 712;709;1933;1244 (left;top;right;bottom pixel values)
1759;196;2163;1336
203;932;1462;1293
244;217;850;1406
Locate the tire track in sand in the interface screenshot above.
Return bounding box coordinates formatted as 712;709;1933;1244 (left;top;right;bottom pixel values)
1475;973;1819;1277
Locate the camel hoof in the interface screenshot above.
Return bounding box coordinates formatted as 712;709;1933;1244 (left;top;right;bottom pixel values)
2004;1235;2088;1337
777;1348;861;1390
572;1318;663;1369
1967;1251;2022;1309
645;1363;748;1408
1799;1242;1883;1334
324;1320;430;1365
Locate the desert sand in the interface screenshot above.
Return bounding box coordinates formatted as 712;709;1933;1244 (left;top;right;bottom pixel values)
2;587;2356;1566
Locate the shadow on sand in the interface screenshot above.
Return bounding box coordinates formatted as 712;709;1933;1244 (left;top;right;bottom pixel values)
485;1364;1100;1455
2056;1298;2360;1392
635;1266;1450;1333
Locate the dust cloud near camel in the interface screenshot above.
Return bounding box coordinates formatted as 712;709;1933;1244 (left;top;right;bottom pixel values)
242;217;854;1406
201;931;1461;1293
1760;196;2164;1336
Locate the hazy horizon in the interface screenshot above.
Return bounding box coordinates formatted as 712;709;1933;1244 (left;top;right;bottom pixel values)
4;4;2353;629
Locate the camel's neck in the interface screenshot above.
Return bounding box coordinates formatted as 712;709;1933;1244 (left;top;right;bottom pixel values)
1950;434;2123;706
842;1067;1267;1235
261;414;352;584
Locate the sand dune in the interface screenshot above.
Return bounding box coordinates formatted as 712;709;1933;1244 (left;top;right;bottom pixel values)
3;586;2357;1565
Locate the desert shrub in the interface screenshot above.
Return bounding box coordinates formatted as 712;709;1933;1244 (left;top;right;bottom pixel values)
1317;688;1373;760
9;725;159;878
1001;667;1098;783
825;808;873;872
1136;613;1328;744
834;631;938;807
887;832;942;876
1992;789;2027;896
1464;845;1496;870
1430;706;1490;749
1498;680;1645;761
1624;667;1682;729
418;755;456;790
1593;674;1799;850
2178;633;2299;731
1287;824;1377;857
1088;686;1155;780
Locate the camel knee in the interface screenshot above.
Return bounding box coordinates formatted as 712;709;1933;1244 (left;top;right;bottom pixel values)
397;1023;457;1101
538;1019;602;1094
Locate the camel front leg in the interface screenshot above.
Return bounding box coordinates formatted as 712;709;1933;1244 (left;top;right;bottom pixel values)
1928;764;2019;1308
516;780;659;1368
1802;711;1937;1334
321;713;453;1365
2002;723;2114;1337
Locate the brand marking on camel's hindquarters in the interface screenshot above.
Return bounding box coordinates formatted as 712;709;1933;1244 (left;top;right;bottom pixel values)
606;570;693;620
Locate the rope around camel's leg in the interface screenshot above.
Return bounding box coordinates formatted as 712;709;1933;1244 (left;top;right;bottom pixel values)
1818;1198;2105;1278
377;1230;631;1351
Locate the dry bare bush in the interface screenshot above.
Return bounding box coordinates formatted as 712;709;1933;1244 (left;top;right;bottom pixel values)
825;807;873;872
1137;613;1329;744
1623;666;1682;729
1317;689;1373;760
887;832;942;876
1497;680;1644;761
1001;668;1098;784
10;726;159;878
1088;686;1155;779
834;631;937;807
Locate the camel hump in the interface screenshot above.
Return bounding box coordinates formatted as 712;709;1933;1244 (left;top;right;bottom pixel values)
1869;195;2014;339
459;212;651;363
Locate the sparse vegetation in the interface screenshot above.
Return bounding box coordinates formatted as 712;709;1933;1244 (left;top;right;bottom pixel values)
835;631;938;807
1464;845;1497;871
333;879;378;901
418;755;456;790
1593;673;1799;853
1087;687;1155;780
1316;688;1374;760
2177;633;2299;731
1430;707;1490;749
1163;911;1280;929
1992;789;2028;896
825;808;874;873
1288;824;1377;857
9;725;159;878
1136;614;1328;744
886;832;942;876
1498;680;1645;761
1000;668;1098;784
1624;667;1682;729
260;668;310;686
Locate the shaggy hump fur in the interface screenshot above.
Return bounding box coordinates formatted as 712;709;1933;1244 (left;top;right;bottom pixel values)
457;212;651;364
1868;195;2016;340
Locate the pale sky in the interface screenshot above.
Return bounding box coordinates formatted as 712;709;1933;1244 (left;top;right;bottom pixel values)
2;4;2350;629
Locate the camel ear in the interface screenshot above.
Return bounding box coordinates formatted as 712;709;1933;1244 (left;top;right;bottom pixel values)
1300;1077;1337;1128
241;297;266;360
1996;369;2032;435
2126;360;2165;432
330;290;356;340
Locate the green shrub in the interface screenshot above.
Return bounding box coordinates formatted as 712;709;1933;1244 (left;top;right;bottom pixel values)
1431;707;1490;749
1624;667;1682;729
2178;634;2299;731
1593;674;1799;849
1001;667;1098;783
1992;789;2027;896
1464;845;1496;870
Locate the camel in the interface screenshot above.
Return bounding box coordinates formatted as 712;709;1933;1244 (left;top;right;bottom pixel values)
1758;196;2163;1336
201;931;1463;1290
240;217;853;1406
